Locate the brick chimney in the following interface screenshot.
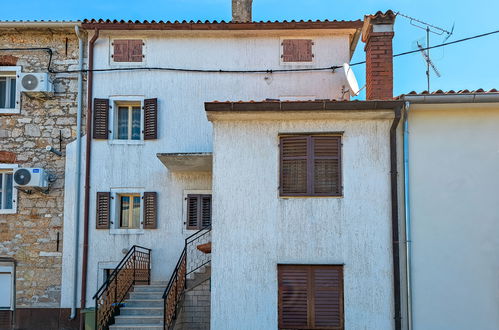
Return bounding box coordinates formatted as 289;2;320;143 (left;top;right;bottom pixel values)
232;0;253;23
362;10;396;100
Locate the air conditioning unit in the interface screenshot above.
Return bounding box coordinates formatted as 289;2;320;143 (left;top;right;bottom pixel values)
19;73;53;93
13;168;49;189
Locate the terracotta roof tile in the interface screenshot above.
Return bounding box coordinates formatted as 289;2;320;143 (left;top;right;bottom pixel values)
399;88;499;99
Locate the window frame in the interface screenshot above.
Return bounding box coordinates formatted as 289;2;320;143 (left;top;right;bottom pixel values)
109;188;145;234
109;96;145;145
280;38;315;65
0;66;21;114
109;38;146;66
0;260;15;310
278;264;344;330
279;134;343;198
117;193;141;229
0;164;18;214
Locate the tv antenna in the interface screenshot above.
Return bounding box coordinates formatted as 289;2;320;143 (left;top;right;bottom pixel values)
396;12;454;91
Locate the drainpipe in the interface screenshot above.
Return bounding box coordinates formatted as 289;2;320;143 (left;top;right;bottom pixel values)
80;28;99;330
70;25;84;320
390;106;403;330
403;101;413;330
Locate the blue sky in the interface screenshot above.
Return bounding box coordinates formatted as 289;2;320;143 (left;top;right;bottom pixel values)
2;0;498;97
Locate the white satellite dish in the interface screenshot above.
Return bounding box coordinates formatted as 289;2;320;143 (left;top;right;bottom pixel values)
343;63;360;96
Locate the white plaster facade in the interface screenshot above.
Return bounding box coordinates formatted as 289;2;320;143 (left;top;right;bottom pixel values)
208;111;396;329
61;27;360;308
406;103;499;330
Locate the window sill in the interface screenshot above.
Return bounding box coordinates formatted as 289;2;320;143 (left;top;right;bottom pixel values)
108;140;145;146
0;209;17;214
109;229;145;235
0;108;20;115
279;195;344;199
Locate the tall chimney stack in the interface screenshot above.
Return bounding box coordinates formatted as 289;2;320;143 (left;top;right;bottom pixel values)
362;10;396;100
232;0;253;23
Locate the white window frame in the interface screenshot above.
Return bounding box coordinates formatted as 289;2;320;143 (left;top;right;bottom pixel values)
0;261;15;310
279;37;316;66
109;96;145;145
182;189;212;234
109;38;147;67
0;164;18;214
109;188;145;235
0;66;21;114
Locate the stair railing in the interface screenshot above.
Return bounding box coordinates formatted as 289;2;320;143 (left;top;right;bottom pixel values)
93;245;151;330
163;226;212;330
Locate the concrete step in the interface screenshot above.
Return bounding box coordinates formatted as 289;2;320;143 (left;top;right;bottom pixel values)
120;307;163;316
109;324;163;330
114;315;163;325
149;281;167;286
125;299;164;308
130;292;164;300
133;285;166;293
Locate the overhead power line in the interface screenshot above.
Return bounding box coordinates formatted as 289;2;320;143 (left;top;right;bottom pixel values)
1;29;498;74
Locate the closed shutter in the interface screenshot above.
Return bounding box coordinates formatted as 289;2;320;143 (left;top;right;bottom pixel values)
280;136;308;195
96;192;111;229
143;98;158;140
93;98;109;139
278;265;344;330
186;194;212;230
312;136;342;196
282;39;314;62
112;40;129;62
143;192;157;229
128;40;144;62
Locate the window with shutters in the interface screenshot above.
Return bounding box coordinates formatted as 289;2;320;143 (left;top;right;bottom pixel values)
0;164;18;214
111;39;144;63
118;193;141;229
114;102;142;141
278;265;344;330
0;66;21;114
280;135;342;197
185;194;212;230
281;39;314;63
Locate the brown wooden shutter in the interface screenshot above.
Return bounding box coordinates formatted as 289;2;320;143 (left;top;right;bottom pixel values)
186;194;212;230
278;265;344;330
96;192;111;229
143;98;158;140
201;195;212;228
143;192;157;229
128;40;144;62
280;136;308;195
113;40;129;62
312;136;342;196
282;39;314;62
93;98;109;139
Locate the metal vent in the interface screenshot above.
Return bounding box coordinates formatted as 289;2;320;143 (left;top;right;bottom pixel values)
14;168;31;185
21;74;39;91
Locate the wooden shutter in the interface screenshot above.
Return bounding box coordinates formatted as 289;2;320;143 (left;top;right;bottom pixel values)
278;265;344;330
143;192;157;229
143;98;158;140
312;136;342;196
280;136;308;195
186;194;212;230
282;39;314;62
96;192;110;229
128;40;144;62
113;40;129;62
93;98;109;139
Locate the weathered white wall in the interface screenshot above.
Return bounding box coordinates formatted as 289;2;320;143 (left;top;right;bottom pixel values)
408;104;499;330
211;117;395;329
61;29;354;307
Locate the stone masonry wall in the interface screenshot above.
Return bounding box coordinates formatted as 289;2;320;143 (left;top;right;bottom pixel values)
0;27;86;308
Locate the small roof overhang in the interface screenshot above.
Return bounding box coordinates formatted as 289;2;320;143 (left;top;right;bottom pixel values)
157;152;212;172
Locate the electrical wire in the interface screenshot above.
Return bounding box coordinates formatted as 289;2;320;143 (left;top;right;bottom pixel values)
1;28;498;74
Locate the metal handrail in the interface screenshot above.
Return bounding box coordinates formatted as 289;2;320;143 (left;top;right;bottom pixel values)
162;226;212;330
93;245;151;330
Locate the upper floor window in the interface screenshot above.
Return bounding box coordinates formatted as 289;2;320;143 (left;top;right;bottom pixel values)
112;39;144;63
0;67;20;114
281;39;314;63
92;98;158;141
0;164;18;214
279;135;342;197
118;193;141;229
